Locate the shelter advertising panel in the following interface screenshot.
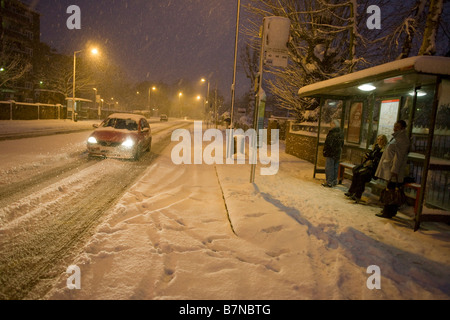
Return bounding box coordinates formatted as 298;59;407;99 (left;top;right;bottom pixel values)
378;99;400;139
347;101;363;143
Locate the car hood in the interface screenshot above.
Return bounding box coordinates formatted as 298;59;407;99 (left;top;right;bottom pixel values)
91;128;137;142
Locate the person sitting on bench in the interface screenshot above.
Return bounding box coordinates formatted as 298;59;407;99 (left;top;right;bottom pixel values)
345;134;388;203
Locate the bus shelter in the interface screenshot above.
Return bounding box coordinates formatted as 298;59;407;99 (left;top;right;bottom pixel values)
298;56;450;231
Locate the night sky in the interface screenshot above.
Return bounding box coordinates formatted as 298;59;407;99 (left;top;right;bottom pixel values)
29;0;249;101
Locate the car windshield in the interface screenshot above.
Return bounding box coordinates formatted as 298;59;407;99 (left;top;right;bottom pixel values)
102;118;138;131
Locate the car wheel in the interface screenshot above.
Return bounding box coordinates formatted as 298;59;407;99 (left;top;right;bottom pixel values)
146;139;152;152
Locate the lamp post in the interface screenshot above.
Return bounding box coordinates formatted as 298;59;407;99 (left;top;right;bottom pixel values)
148;86;156;112
201;78;211;122
72;48;99;121
72;50;82;121
201;78;210;104
93;88;101;120
179;92;183;118
230;0;241;130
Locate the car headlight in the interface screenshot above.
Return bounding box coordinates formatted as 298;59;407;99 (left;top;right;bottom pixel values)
122;138;135;148
88;137;98;144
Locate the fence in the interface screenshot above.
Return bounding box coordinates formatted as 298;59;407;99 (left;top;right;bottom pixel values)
0;101;66;120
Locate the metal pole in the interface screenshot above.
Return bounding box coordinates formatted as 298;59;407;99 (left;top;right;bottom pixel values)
148;87;151;112
72;50;82;122
230;0;241;129
215;83;218;129
250;18;266;183
207;80;210;123
72;52;76;122
226;0;241;162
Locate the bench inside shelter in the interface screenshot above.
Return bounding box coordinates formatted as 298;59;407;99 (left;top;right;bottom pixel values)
338;162;422;214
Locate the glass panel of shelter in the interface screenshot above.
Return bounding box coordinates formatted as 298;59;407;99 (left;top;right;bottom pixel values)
424;79;450;213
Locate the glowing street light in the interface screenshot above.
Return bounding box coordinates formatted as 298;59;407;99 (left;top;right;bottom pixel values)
179;92;183;117
72;47;99;121
148;86;157;111
201;78;210;104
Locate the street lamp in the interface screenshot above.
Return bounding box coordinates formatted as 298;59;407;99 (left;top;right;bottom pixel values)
148;86;156;112
72;48;99;121
179;92;183;118
201;78;211;107
230;0;241;130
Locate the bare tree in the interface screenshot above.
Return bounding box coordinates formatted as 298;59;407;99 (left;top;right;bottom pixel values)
35;51;97;100
241;0;448;121
419;0;444;55
239;41;259;93
374;0;447;60
244;0;370;121
0;51;32;88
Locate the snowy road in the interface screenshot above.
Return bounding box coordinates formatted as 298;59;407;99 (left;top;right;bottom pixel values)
0;121;191;300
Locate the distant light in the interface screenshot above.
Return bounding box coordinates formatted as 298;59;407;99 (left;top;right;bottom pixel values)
358;84;376;92
91;48;99;55
409;91;427;97
0;67;4;72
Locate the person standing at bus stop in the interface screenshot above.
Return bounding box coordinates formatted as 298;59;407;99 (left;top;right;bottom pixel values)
375;120;411;218
322;119;344;188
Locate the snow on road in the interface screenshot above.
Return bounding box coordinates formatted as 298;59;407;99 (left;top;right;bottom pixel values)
0;120;449;300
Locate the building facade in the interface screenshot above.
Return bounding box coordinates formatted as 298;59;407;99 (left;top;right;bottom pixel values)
0;0;40;102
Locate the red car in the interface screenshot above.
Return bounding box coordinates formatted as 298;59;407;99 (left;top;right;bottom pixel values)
87;113;152;160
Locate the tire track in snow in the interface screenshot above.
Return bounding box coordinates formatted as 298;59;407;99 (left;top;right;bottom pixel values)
0;122;191;300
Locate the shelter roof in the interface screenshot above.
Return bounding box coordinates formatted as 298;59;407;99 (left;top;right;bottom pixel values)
298;56;450;98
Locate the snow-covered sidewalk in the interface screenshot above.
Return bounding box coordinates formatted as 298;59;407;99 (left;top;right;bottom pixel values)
0;118;165;140
44;138;450;300
0;119;100;140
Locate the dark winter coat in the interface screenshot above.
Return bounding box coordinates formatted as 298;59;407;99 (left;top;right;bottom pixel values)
354;144;384;182
323;127;344;160
365;144;384;174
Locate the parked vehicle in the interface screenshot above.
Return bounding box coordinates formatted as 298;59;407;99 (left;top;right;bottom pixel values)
87;113;152;160
160;114;168;122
